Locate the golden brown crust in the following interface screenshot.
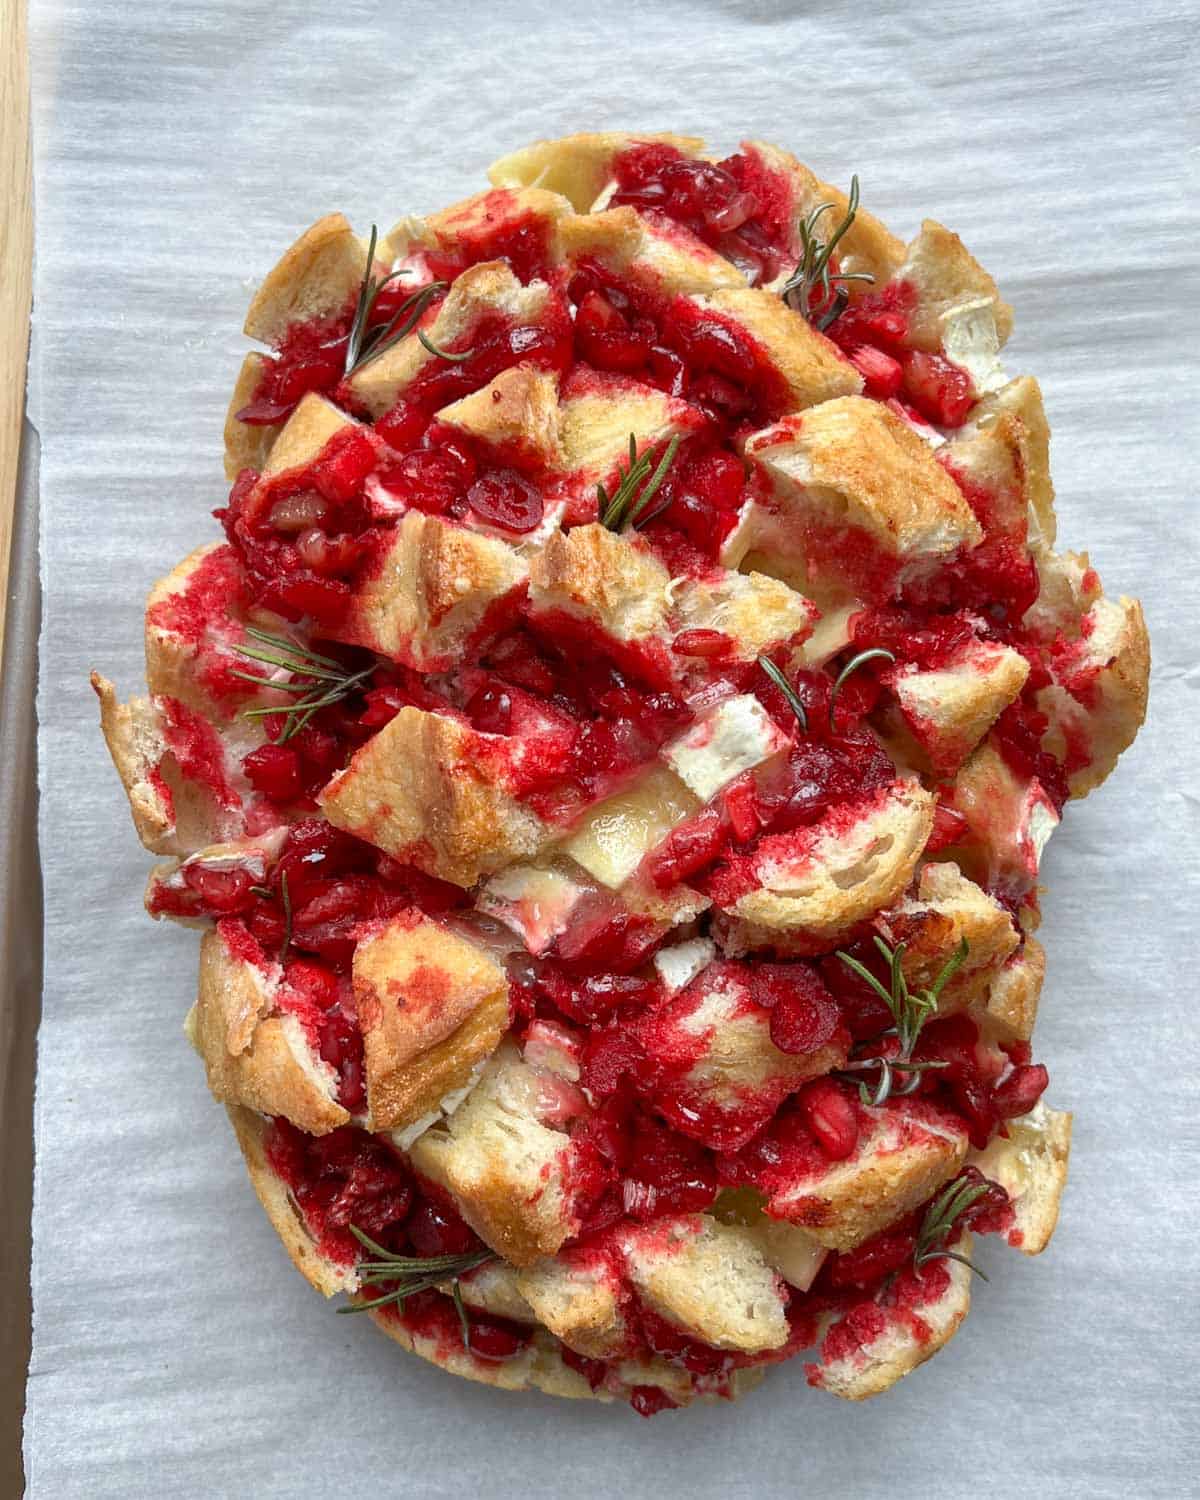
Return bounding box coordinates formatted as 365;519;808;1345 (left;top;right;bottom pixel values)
529;522;672;644
223;352;280;480
620;1215;790;1353
348;261;550;418
190;928;349;1135
487;131;706;211
768;1107;969;1251
261;391;356;477
898;219;1014;350
951;375;1056;545
408;1045;576;1267
243;212;374;346
556;377;700;490
92;671;176;852
557;205;745;295
747;396;982;565
516;1257;628;1360
353;916;509;1132
887;641;1030;777
812;1244;974;1398
978;936;1045;1044
436;365;564;468
1038;595;1150;798
319;706;549;888
339;510;528;669
945;742;1060;894
968;1102;1071;1255
720;781;936;954
886;862;1020;1013
226;1104;357;1297
672;569;817;662
701;286;862;410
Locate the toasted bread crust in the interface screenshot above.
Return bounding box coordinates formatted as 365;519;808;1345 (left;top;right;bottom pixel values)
811;1245;974;1399
189;927;349;1135
768;1105;969;1250
319;706;549;887
339;510;528;669
354;916;509;1131
720;781;936;954
747;396;982;566
969;1102;1071;1255
243;212;372;346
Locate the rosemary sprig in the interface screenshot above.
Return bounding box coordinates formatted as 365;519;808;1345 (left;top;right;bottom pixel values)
835;936;969;1106
278;871;292;963
598;433;682;531
780;175;875;325
828;647;896;729
450;1280;471;1351
416;328;475;363
337;1225;494;1319
342;224;450;376
233;628;375;744
913;1176;990;1281
757;655;808;733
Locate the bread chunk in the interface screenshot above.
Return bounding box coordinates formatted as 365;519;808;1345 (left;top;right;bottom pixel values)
408;1043;580;1266
716;780;935;955
764;1102;969;1251
620;1215;789;1353
337;510;528;670
319;706;549;887
354;915;510;1132
188;924;348;1135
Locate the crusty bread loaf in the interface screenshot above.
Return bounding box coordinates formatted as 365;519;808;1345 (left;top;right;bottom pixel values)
96;127;1149;1417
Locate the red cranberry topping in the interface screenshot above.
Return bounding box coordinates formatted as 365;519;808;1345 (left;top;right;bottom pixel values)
466;1314;533;1362
991;1063;1049;1120
901;351;974;428
671;628;734;659
407;1192;479;1257
242;743;304;803
265;1119;412;1261
623;1117;719;1219
466;469;545;533
236;311;351;427
825;1216;920;1289
750;965;841;1055
796;1078;859;1161
630;1385;680;1418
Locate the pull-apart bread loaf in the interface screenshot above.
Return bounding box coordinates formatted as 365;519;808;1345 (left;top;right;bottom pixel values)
98;132;1147;1415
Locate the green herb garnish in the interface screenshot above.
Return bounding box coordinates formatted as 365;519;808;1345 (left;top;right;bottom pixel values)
337;1225;494;1321
756;655;809;734
233;628;375;743
780;175;875;327
835;937;968;1106
913;1175;990;1281
598;433;682;531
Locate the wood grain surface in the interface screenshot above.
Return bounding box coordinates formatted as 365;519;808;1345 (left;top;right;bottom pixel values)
1;0;32;662
0;3;32;1490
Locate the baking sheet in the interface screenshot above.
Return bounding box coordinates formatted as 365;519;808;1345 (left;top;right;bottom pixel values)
24;1;1200;1495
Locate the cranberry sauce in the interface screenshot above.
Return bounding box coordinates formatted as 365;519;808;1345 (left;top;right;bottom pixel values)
202;180;1078;1408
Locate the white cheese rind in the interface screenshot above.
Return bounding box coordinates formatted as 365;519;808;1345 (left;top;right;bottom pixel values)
662;695;787;802
653;937;717;994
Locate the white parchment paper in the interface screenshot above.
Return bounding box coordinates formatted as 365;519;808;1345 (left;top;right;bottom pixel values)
24;1;1200;1494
